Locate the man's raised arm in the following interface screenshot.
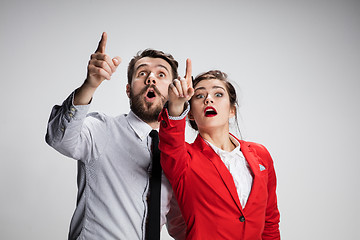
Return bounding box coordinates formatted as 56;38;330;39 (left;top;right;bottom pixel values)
74;32;121;105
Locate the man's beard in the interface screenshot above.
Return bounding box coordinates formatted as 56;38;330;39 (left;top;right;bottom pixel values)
129;84;166;123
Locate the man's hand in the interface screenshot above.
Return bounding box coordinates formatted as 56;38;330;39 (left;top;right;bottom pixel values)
168;59;194;116
74;32;121;105
85;32;121;88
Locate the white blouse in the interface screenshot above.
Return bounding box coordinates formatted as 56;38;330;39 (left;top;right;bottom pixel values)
206;135;253;208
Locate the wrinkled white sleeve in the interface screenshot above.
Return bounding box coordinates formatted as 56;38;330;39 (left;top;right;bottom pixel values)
45;91;107;162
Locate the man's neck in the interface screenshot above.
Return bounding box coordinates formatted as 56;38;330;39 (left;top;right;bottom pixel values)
146;120;160;130
130;110;160;130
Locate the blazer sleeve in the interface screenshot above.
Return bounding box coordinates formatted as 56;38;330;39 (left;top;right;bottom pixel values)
252;143;281;239
166;192;187;240
158;107;190;191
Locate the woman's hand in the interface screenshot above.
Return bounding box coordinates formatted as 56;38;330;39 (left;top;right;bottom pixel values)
168;59;194;116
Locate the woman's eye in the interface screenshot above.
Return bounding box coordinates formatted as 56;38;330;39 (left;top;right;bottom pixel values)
195;94;204;99
159;73;165;78
215;93;223;97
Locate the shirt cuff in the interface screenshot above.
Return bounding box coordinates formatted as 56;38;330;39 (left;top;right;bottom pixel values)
64;91;91;120
165;101;190;120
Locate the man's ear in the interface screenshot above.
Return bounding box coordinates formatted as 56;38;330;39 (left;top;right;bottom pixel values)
126;84;131;98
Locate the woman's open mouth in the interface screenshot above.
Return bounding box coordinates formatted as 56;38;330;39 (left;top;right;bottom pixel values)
204;106;217;117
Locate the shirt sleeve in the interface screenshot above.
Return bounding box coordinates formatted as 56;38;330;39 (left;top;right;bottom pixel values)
45;91;107;162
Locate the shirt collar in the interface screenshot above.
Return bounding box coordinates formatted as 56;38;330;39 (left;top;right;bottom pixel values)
206;134;241;157
126;111;155;141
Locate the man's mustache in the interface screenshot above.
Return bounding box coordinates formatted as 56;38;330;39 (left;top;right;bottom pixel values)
140;84;164;98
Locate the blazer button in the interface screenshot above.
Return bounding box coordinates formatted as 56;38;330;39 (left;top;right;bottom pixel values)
239;216;245;222
161;120;168;128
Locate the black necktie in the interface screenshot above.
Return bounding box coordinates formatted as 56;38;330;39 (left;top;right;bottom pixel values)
145;130;162;240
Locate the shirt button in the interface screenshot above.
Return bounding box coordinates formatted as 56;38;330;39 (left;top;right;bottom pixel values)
161;120;167;128
239;216;245;222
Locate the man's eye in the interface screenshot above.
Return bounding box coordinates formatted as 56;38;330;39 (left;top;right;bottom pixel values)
159;73;165;78
138;71;147;77
215;93;223;97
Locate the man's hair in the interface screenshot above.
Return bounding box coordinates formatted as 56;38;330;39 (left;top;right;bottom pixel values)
127;49;179;85
189;70;239;131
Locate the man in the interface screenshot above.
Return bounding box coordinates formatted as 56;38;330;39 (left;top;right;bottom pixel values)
45;32;185;240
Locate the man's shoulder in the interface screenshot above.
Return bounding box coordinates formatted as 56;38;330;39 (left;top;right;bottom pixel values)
84;112;128;127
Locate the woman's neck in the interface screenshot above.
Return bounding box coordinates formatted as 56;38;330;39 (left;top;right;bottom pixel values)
199;126;235;152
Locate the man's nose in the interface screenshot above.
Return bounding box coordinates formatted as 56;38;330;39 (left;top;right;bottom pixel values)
145;72;157;85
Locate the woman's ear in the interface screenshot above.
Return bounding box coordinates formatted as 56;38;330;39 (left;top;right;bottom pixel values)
187;111;195;120
229;105;236;118
126;84;131;98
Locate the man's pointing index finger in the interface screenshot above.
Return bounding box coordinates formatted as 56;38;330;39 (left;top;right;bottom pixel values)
95;32;107;53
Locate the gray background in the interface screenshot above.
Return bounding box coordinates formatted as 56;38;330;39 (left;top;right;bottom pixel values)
1;0;359;239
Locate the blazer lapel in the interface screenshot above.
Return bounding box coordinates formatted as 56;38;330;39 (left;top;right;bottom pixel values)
193;135;243;213
239;140;260;175
238;140;261;208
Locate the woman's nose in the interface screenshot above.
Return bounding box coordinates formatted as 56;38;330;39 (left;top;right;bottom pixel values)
205;95;214;104
145;72;157;85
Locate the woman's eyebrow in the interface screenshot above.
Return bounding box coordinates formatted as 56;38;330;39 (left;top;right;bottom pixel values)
194;86;225;91
212;86;225;91
194;86;206;92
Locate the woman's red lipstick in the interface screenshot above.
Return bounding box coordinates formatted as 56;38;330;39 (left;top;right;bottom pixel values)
204;106;217;117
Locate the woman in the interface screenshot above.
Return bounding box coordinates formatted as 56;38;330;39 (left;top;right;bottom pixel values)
158;61;280;239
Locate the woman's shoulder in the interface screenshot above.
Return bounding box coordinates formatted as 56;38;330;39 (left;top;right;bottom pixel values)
242;140;267;151
240;140;273;162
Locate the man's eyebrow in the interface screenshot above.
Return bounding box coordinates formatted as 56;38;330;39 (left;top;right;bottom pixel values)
135;64;148;72
157;64;170;72
135;64;170;72
194;86;226;91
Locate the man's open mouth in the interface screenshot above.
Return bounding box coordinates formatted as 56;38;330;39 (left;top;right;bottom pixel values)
146;90;156;99
145;88;157;100
204;106;217;117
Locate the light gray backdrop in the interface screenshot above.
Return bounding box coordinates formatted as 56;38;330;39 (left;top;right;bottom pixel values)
1;0;359;239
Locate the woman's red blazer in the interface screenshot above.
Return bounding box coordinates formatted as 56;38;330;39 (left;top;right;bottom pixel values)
158;109;280;240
